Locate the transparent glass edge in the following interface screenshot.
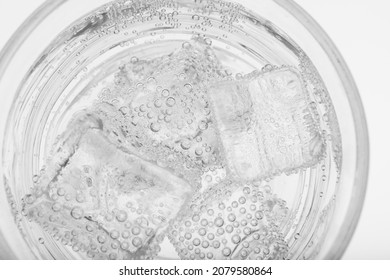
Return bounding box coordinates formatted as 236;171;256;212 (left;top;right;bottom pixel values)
0;0;67;260
274;0;370;259
0;0;66;79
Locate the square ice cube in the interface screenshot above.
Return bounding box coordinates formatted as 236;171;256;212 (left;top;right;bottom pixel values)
209;66;325;181
24;120;194;260
102;37;227;174
168;180;289;260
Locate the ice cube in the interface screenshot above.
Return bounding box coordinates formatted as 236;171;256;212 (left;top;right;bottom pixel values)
97;38;227;177
168;180;289;260
24;116;194;260
209;66;325;181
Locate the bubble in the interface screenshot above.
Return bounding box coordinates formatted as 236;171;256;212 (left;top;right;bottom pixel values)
100;245;107;253
242;187;250;194
86;224;94;232
57;188;65;196
132;237;142;247
217;228;225;235
255;211;264;220
121;241;130;250
198;228;206;236
25;194;36;204
193;238;201;246
222;247;231;257
166;97;176;107
97;235;106;244
76;194;85;203
111;240;120;249
232;234;241;244
181;140;191;150
116;210;128;222
205;175;212;182
227;213;236;222
225;225;233;233
195;148;203;156
52;203;62;212
243;227;251;235
105;213;114;222
132;226;141;235
213;240;221;249
262;64;274;72
109;253;117;260
185;232;192;240
182;42;191;49
204;38;212;45
184;221;192;227
200;218;208;226
207;233;215;240
71;207;84;220
161;89;170;97
154;99;162;108
32;175;39;183
184;83;193;92
240;250;248;258
147;112;155;119
264;185;272;193
130;56;139;63
214;217;224;227
198;121;208;130
122;230;130;239
110;230;119;239
150;122;161;132
192;214;200;222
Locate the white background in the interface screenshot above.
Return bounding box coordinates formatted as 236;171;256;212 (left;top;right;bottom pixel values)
0;0;389;260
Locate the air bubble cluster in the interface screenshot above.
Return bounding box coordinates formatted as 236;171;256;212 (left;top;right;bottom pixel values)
169;181;289;260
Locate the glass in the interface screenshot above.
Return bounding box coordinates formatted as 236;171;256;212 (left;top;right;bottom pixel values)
0;0;369;259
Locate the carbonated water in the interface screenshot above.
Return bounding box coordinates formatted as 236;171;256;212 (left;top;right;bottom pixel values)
3;0;342;260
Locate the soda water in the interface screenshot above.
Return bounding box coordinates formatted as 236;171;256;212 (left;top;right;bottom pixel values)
5;0;342;260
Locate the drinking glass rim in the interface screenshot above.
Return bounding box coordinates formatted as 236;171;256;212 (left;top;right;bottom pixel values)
0;0;369;260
